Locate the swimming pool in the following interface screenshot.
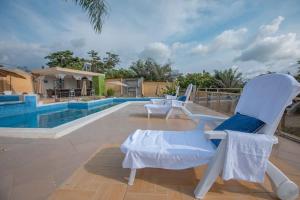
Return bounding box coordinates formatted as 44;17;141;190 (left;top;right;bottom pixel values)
0;97;151;129
0;102;119;128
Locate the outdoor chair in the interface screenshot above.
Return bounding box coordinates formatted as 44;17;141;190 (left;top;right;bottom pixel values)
144;84;193;119
150;85;180;104
121;73;300;200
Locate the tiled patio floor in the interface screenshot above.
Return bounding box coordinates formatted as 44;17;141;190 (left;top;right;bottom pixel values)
48;139;300;200
0;103;299;200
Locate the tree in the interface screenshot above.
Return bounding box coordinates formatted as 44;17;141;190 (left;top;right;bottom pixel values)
86;51;120;73
129;59;148;79
177;71;215;89
130;58;172;81
45;50;85;70
213;68;244;88
71;0;107;33
102;52;120;72
105;68;136;79
87;50;102;72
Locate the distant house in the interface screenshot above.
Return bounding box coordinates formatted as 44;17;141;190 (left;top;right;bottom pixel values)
32;67;105;98
0;66;105;98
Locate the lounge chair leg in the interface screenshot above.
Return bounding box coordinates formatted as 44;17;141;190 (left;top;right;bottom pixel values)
194;140;226;199
128;168;136;185
266;161;299;200
148;113;150;119
166;108;173;120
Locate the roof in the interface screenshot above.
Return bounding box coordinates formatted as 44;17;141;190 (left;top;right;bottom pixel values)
32;67;102;77
0;67;26;79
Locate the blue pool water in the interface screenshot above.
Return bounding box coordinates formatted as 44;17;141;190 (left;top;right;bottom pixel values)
0;98;150;128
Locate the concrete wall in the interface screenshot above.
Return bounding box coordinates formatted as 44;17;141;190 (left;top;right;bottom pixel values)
142;81;169;97
0;71;34;94
105;78;122;96
105;79;171;97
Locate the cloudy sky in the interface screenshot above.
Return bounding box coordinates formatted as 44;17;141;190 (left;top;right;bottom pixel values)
0;0;300;77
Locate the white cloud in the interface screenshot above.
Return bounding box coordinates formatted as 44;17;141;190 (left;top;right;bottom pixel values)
1;1;299;78
191;28;248;54
171;42;192;51
236;16;300;64
191;44;209;54
238;60;299;78
236;33;300;62
0;40;50;67
213;28;248;49
258;16;284;36
139;42;171;63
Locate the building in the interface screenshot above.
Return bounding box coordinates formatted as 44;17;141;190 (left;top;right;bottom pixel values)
32;67;105;98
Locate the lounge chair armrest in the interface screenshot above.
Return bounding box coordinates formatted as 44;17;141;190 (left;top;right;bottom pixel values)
189;114;228;123
204;130;227;139
204;130;279;144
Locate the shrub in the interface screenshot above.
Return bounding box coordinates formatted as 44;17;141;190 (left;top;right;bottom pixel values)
162;83;177;95
106;88;115;97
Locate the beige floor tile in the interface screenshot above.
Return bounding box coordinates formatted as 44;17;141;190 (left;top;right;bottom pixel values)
93;183;127;200
49;189;95;200
124;193;168;200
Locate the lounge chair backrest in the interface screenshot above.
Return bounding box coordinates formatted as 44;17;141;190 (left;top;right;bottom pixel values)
235;73;300;135
175;86;180;97
184;84;193;103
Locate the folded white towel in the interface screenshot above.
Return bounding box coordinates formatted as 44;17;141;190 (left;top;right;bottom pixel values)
222;130;277;183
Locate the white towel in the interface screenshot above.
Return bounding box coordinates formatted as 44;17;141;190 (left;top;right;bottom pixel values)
222;130;277;183
121;129;216;169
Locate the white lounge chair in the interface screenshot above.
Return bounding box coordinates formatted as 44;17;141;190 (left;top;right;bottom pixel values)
150;85;180;104
121;74;300;200
3;91;13;95
145;84;193;119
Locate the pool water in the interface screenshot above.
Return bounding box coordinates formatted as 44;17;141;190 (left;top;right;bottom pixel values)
0;102;119;128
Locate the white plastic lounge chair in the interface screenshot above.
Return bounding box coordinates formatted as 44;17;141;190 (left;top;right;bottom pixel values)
145;84;193;119
4;91;12;95
150;85;180;104
121;74;300;200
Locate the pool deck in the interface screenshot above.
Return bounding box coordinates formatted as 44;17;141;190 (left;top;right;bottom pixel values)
0;103;299;200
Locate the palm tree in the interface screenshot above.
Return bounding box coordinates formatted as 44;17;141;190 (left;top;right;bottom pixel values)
72;0;108;32
214;68;243;88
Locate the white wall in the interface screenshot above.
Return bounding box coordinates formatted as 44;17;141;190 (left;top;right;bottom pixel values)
64;77;77;89
43;76;55;90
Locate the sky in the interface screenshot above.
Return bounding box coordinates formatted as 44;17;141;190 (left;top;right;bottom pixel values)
0;0;300;77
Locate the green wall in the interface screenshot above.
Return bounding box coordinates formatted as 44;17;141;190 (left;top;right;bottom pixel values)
93;74;105;96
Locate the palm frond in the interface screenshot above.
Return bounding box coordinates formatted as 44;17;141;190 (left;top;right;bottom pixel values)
72;0;108;33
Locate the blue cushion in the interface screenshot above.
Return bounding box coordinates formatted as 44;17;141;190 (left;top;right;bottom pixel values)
177;96;186;102
211;113;265;147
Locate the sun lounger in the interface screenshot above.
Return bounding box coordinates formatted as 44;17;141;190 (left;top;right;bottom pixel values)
121;73;300;200
150;85;180;104
145;84;193;119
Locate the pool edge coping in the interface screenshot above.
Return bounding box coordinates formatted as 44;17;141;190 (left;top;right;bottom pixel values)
0;101;148;139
